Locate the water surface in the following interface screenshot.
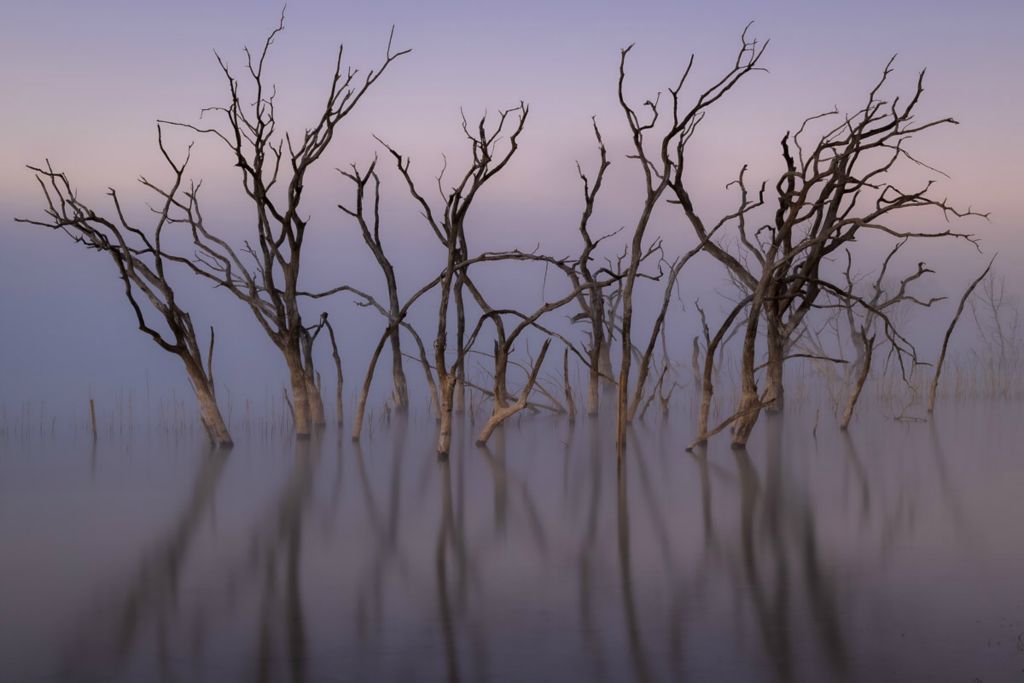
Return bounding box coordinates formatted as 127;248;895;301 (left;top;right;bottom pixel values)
2;402;1022;682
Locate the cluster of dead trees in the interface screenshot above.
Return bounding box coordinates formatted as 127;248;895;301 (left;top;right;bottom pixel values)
20;17;988;455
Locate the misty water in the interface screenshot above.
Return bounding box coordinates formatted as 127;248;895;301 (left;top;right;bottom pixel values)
2;400;1023;683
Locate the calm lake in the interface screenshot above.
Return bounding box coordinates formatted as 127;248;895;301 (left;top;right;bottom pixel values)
2;401;1022;682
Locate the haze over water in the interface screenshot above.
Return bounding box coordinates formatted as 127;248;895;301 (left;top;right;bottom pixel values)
2;401;1023;682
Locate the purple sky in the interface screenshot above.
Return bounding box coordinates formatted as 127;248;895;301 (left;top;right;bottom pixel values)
1;1;1020;418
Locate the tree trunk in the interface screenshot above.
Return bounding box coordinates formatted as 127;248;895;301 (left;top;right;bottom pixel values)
476;340;550;447
564;348;577;423
454;279;467;415
387;295;410;412
286;349;312;439
324;319;344;426
306;375;326;428
587;346;600;416
390;331;410;412
598;343;615;393
840;333;874;430
731;302;763;448
493;342;510;410
437;375;456;456
731;387;761;449
762;321;785;414
185;364;233;447
352;330;390;441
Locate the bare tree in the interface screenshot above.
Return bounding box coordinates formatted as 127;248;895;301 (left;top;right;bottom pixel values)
379;104;529;455
159;14;408;438
967;267;1022;398
569;121;616;415
666;50;982;447
836;242;945;429
692;295;751;445
929;256;995;413
475;339;552;446
20;147;233;447
338;161;410;412
613;26;768;454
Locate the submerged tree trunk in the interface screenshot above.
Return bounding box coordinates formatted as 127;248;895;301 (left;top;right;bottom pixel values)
454;278;467;416
306;375;326;428
762;320;785;414
587;350;600;416
694;299;751;445
286;348;312;439
185;364;233;447
564;348;577;423
599;343;615;393
840;332;874;430
389;323;409;412
352;332;389;442
324;319;344;426
493;342;510;410
300;335;326;429
437;375;457;456
731;300;764;448
476;340;551;447
929;257;996;413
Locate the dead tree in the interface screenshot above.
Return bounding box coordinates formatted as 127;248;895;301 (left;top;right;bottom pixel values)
664;47;982;446
459;259;620;447
967;268;1021;398
692;295;752;445
379;104;529;456
836;242;945;428
20;149;233;447
475;339;552;446
338;161;410;412
569;121;616;415
334;276;441;440
929;256;995;413
322;316;345;425
612;26;768;454
160;15;408;438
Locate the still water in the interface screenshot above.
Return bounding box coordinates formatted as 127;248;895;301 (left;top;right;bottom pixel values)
2;402;1023;682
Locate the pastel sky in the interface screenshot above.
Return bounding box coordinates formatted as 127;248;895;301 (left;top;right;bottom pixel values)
1;1;1021;416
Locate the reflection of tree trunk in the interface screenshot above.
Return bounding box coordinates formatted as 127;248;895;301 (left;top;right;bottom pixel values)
839;431;871;521
63;448;229;673
285;483;308;683
478;437;508;537
577;419;609;681
436;457;461;683
255;439;317;683
733;447;792;683
616;464;652;683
